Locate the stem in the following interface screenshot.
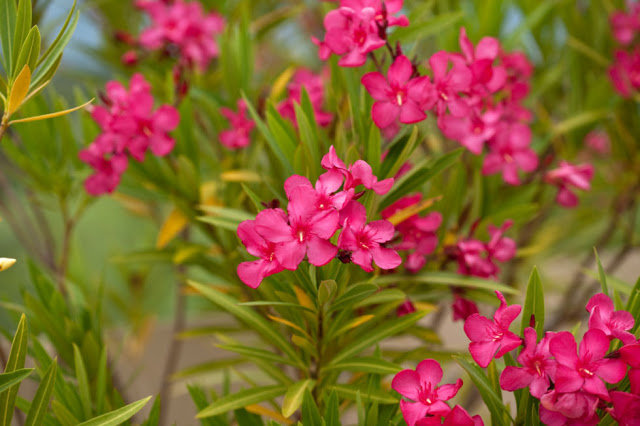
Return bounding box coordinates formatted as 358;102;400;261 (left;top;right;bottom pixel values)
158;253;188;425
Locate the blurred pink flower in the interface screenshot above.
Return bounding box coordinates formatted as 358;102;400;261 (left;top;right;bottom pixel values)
219;100;255;150
136;0;225;71
500;327;556;398
544;161;594;208
550;329;626;400
457;27;506;94
392;359;463;426
464;291;522;368
455;220;515;279
321;146;394;195
422;51;472;119
452;294;479;322
611;4;640;45
482;122;538;185
539;390;600;425
361;55;429;128
277;69;333;127
80;73;179;195
609;48;640;97
397;299;417;317
584;130;610;154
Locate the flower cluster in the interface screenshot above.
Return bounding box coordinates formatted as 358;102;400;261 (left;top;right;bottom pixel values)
360;28;538;185
219;99;255;150
313;0;408;67
392;359;482;426
381;194;442;273
453;220;516;279
462;291;639;425
80;73;180;195
236;147;400;288
544;161;595;208
277;68;333;128
133;0;225;71
609;3;640;97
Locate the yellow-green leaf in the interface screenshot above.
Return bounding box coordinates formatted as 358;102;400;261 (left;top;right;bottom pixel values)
156;208;189;249
332;315;374;338
7;64;30;116
0;258;16;271
282;379;315;418
9;98;93;124
196;386;286;419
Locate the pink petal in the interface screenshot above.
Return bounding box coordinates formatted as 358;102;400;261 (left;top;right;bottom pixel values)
306;236;337;267
582;376;610;399
237;259;271;289
361;72;390;101
255;209;292;243
388;55;414;87
366;220;396;242
475;37;500;61
399;101;427;124
553;365;583;393
369;246;401;270
436;379;463;401
586;293;614;317
556;187;579;207
595;358;627;384
463;314;494;341
392;369;421;400
579;329;610;360
352;248;374;272
372;177;394;195
469;340;500;368
275;239;306;270
550;332;578;368
339;200;367;229
372;101;400;128
415;359;443;386
400;400;429;426
429;51;449;82
284;175;313;198
153;105;180;131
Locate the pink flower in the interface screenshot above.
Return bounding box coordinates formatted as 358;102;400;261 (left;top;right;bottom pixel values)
361;55;429;128
586;293;636;345
457;27;506;94
338;201;401;272
422;51;472;119
277;69;333;127
321;146;394;195
544;161;594;208
381;194;442;273
219;100;255;150
254;195;339;270
439;109;500;155
464;291;522;368
392;359;463;426
609;48;640;97
397;299;417;317
455;220;515;279
237;220;285;288
313;0;408;67
500;328;556;398
620;343;640;394
539;390;600;425
284;170;353;214
80;73;180;195
135;0;225;71
549;329;627;400
482;122;538;185
611;4;640;45
610;390;640;426
584;130;610;155
452;294;479;322
416;405;484;426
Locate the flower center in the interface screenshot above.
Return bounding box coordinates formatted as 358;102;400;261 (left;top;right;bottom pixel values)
578;367;594;377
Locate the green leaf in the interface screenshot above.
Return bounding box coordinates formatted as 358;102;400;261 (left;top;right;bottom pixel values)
187;280;303;366
24;359;57;426
594;248;609;296
73;344;92;419
505;0;567;50
217;344;300;367
238;301;315;313
328;384;398;405
322;357;402;376
367;271;518;294
551;109;610;137
51;400;80;426
196;386;286;419
324;390;339;426
453;357;513;426
390;10;464;44
282;379;315;418
11;0;31;73
520;267;545;339
0;369;32;393
301;388;321;426
329;311;426;365
95;347;107;414
76;396;152;426
328;283;378;313
0;313;28;426
14;26;39;81
142;397;160;426
241;183;264;213
1;0;18;75
382;149;463;207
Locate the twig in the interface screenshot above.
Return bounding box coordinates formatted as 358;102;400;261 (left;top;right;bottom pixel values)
158;263;188;425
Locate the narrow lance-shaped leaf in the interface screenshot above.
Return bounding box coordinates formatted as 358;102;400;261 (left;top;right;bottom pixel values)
11;0;32;72
14;26;39;80
24;359;57;426
9;98;93;124
520;267;545;339
73;344;93;419
76;396;152;426
196;385;287;419
0;369;33;393
282;379;315;418
1;0;18;75
301;388;322;426
6;64;31;117
0;313;28;426
594;248;609;296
